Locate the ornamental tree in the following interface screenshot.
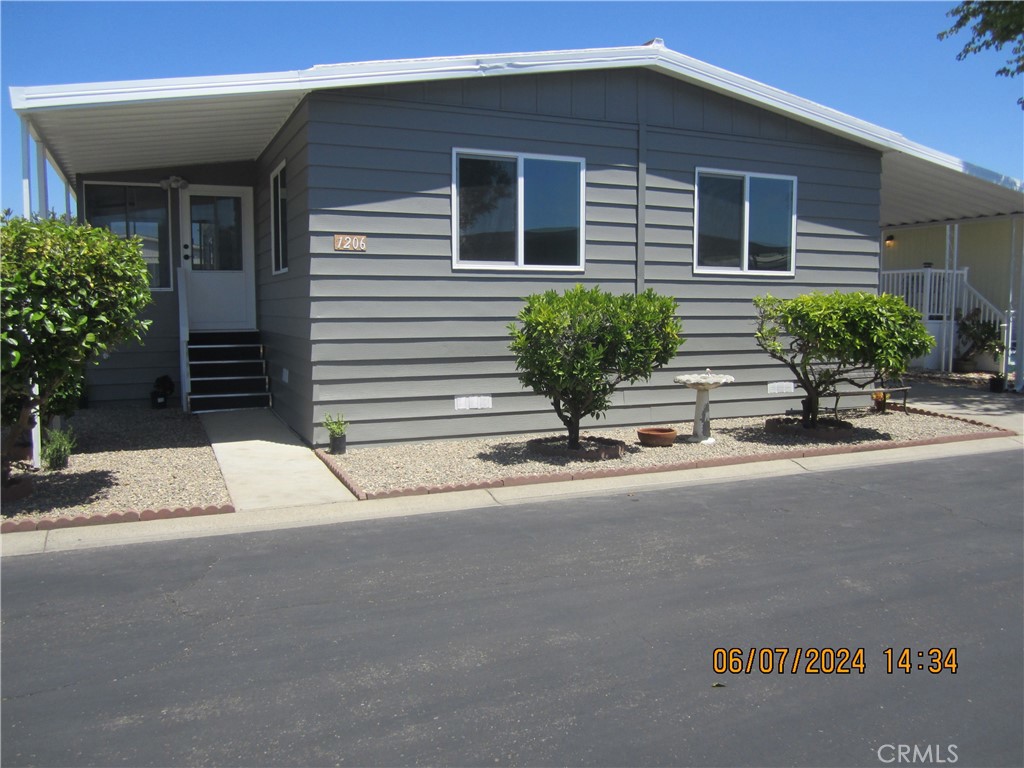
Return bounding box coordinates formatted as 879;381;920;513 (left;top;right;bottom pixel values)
508;285;683;449
753;291;933;428
1;214;152;470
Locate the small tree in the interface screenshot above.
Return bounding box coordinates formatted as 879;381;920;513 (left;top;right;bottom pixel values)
753;291;933;428
1;214;152;472
508;285;683;449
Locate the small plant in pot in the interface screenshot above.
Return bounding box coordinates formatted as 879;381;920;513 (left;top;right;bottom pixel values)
150;375;174;409
324;413;348;454
989;373;1008;393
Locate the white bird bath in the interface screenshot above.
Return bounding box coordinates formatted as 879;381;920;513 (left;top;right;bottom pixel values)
673;372;735;444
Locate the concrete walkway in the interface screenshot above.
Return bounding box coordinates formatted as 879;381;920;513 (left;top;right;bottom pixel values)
199;409;356;510
904;379;1024;434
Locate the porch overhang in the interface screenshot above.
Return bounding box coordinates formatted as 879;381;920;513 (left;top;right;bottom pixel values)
10;41;1023;228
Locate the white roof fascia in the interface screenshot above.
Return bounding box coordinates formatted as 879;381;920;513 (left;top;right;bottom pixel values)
10;42;1022;195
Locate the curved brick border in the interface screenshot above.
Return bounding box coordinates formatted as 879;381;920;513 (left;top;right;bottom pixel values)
1;504;235;535
314;408;1016;502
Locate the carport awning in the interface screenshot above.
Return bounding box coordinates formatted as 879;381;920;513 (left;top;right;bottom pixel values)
11;42;1024;226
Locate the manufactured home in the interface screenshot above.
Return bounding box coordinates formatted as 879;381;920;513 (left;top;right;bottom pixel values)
10;41;1024;446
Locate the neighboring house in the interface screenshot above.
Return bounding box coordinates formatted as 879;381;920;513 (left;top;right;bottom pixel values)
10;41;1024;445
880;217;1023;372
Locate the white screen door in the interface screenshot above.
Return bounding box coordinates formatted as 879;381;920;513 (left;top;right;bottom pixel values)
180;185;255;330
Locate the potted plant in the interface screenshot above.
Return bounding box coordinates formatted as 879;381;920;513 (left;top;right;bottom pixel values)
871;390;888;413
324;412;348;454
955;308;1005;372
989;373;1007;393
150;375;174;409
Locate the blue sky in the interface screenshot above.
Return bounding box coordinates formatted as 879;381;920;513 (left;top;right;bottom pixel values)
2;1;1022;214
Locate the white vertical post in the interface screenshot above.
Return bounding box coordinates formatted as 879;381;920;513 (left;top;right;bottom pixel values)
21;120;43;467
64;180;73;223
1015;218;1024;392
941;226;951;372
947;225;960;373
922;264;933;318
20;118;32;216
36;142;49;217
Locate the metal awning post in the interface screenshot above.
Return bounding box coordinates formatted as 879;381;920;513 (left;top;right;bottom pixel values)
20;118;32;217
35;134;49;217
1015;218;1024;392
20;119;43;467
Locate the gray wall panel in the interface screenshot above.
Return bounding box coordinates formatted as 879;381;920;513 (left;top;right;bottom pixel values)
302;69;882;446
255;100;315;442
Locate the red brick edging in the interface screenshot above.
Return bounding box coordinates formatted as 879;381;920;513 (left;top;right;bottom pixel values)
315;408;1015;502
1;504;235;534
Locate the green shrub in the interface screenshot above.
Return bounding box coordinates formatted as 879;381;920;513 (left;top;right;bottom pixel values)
1;214;151;468
956;307;1005;362
508;285;683;449
323;413;348;436
42;426;76;470
754;291;934;427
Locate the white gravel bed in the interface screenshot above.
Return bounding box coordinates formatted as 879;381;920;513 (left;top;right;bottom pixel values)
3;404;230;521
332;409;996;495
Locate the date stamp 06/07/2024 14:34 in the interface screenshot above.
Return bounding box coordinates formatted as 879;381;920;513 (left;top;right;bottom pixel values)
712;647;959;675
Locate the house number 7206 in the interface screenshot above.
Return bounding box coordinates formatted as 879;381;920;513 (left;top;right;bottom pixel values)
334;234;368;252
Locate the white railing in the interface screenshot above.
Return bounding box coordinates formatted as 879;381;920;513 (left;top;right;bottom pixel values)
879;267;968;320
176;266;190;412
880;267;1007;328
880;266;1012;373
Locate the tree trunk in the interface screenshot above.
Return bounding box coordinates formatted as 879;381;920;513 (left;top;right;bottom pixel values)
566;419;582;450
553;398;584;450
801;393;819;429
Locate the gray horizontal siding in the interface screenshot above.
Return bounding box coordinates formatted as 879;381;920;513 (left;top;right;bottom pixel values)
255;100;315;441
304;70;882;447
85;315;179;404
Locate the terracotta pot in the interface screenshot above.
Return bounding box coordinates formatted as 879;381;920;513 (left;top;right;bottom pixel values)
637;427;678;447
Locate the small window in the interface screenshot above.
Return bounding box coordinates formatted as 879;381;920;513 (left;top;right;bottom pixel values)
695;169;797;275
453;150;585;271
271;162;288;274
83;183;172;290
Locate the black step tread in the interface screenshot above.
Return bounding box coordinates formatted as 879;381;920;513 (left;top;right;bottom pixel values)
190;378;270;396
189;360;266;377
188;330;261;345
188;346;264;362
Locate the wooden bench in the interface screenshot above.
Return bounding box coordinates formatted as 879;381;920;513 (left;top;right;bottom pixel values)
826;386;911;417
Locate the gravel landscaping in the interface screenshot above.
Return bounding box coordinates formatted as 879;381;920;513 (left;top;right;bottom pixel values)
2;404;230;522
1;379;1012;523
325;407;1001;497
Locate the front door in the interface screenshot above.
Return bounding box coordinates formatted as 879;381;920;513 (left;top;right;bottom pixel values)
180;185;255;330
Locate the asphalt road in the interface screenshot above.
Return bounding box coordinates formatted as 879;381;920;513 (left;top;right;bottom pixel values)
2;449;1022;768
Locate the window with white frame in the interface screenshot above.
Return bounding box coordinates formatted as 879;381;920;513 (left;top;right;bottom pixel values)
453;150;585;270
694;169;797;275
271;162;288;274
83;183;172;290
